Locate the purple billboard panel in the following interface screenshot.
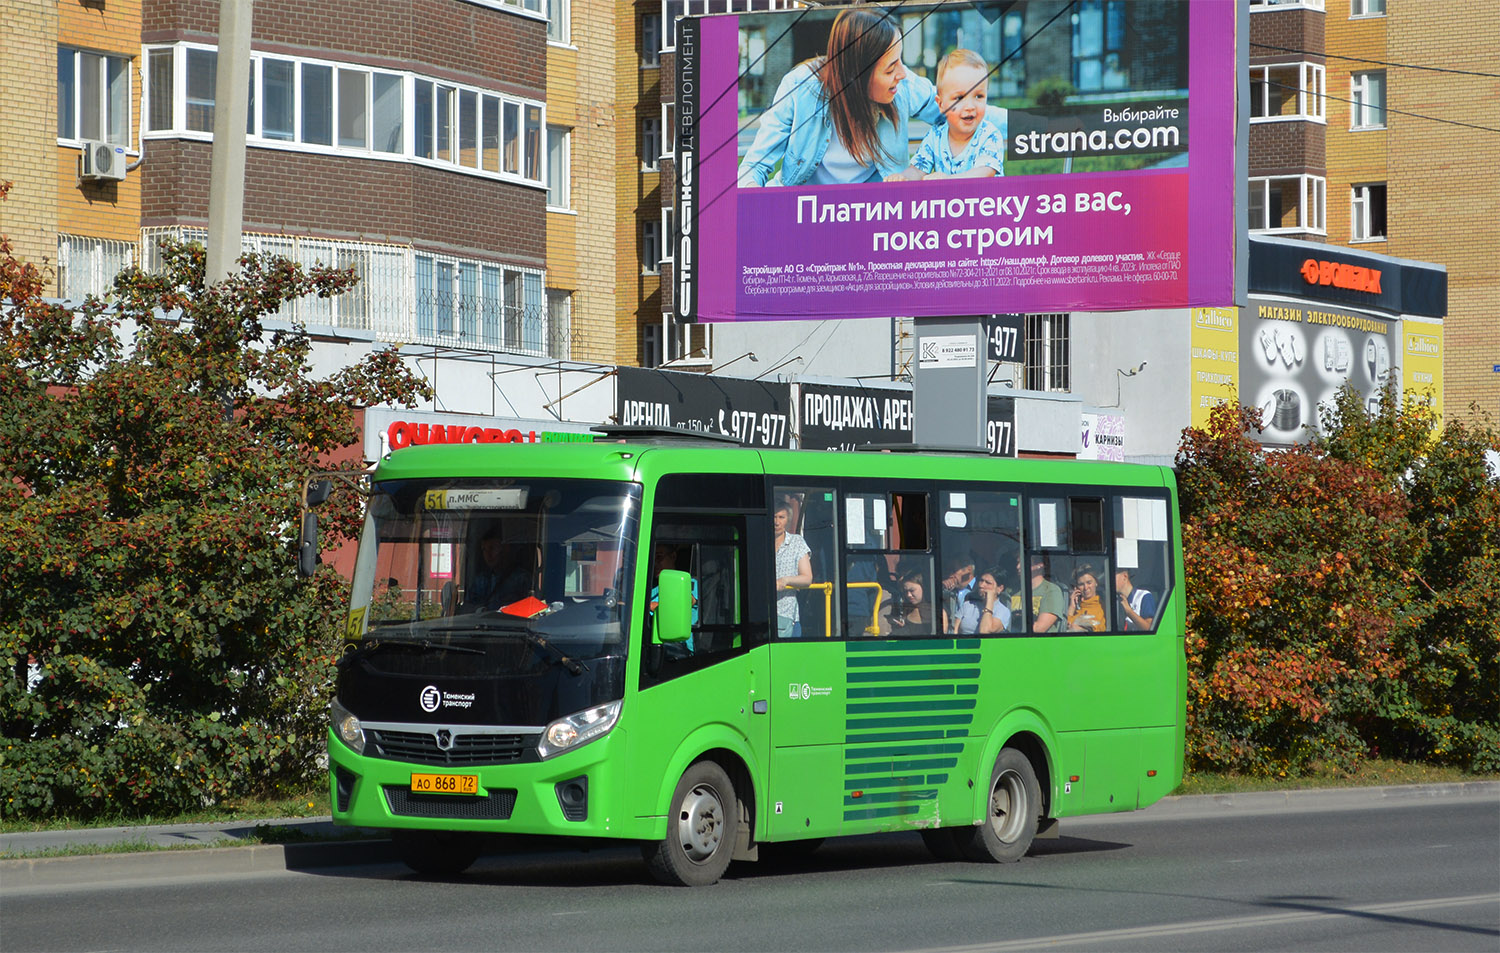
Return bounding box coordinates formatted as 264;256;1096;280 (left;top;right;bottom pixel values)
675;1;1238;323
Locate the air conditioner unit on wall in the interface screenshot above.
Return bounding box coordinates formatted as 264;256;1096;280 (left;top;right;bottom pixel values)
79;140;126;182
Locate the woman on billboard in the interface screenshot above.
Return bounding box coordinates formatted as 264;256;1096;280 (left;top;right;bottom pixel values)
737;7;941;188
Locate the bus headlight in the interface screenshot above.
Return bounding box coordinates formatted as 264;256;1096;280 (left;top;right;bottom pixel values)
537;701;621;760
330;696;365;755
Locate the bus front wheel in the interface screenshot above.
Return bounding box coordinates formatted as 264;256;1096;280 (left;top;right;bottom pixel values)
956;748;1041;863
642;760;737;886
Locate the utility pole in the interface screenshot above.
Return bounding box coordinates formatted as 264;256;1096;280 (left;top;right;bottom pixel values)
205;0;253;283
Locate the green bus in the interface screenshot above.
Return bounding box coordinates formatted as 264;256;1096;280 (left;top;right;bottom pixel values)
328;430;1185;885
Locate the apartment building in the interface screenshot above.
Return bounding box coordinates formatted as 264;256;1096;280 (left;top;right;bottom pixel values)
1;0;145;297
1251;0;1497;420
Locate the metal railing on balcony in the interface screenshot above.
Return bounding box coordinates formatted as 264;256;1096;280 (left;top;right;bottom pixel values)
137;227;568;360
56;234;137;301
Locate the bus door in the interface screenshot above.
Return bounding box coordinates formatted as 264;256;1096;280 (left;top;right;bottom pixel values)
627;474;770;829
766;485;847;840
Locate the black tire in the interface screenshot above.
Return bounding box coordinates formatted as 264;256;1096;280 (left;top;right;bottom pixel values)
642;760;737;886
920;827;966;861
393;829;482;876
954;748;1042;863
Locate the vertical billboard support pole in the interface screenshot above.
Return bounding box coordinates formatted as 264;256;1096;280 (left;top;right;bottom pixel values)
912;315;987;450
206;0;253;283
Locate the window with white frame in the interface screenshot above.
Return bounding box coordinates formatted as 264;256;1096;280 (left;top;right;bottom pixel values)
1248;175;1326;234
1351;0;1384;17
1249;63;1325;121
546;289;571;358
1351;71;1386;129
642;314;710;367
1351;183;1386;241
660;102;675;159
414;254;553;355
642;13;662;67
661;1;802;53
1024;313;1070;393
58;47;131;145
1248;0;1325;9
547;0;569;43
466;0;545;13
546;125;569;208
144;44;546;187
56;234;135;300
661;207;676;263
642;220;662;274
641;116;661;171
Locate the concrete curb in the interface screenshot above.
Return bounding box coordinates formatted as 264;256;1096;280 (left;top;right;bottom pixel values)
1122;780;1500;821
3;783;1496;889
0;839;399;888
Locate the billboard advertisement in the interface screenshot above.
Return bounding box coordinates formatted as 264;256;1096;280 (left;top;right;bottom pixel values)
1400;318;1444;415
675;0;1239;323
1241;297;1403;444
617;367;793;448
1188;305;1239;429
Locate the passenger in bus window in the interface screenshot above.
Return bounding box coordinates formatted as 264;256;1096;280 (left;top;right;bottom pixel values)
1115;567;1157;632
956;567;1010;634
940;554;976;633
773;500;812;638
1066;563;1106;631
890;569;942;633
1026;554;1067;633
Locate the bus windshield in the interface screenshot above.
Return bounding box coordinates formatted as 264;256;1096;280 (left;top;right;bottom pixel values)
348;478;640;671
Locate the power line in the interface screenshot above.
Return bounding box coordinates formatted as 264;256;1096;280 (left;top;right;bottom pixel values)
686;0;1076;236
1251;42;1500;79
1264;79;1500;134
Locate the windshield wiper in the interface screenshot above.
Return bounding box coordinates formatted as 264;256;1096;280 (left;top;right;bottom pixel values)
343;636;487;660
520;630;588;676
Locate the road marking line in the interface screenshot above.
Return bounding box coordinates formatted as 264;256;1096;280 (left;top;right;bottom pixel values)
913;893;1500;952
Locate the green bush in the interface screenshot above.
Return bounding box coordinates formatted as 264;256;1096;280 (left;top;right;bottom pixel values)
1;194;428;819
1177;391;1500;775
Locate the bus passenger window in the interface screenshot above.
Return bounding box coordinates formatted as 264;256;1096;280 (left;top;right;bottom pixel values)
938;490;1022;636
772;488;839;639
1113;495;1172;633
841;490;933;638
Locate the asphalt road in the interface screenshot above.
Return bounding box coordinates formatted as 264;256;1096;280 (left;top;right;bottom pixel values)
3;790;1497;952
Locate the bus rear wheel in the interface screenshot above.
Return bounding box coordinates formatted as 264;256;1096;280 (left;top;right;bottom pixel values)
393;829;482;876
920;827;966;861
642;760;737;886
956;748;1041;863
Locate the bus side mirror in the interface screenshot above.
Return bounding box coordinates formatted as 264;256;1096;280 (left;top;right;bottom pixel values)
297;479;334;578
297;512;319;577
656;569;693;643
306;479;333;507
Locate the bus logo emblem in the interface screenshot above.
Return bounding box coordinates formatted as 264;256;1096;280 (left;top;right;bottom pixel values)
789;683;810;700
420;685;441;712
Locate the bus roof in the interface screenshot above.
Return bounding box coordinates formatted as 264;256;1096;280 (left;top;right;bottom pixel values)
372;441;1174;491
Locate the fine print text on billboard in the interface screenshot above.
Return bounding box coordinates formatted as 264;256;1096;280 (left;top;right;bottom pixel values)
676;0;1237;323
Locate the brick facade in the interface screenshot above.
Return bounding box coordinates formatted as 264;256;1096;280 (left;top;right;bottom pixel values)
136;1;549;271
1382;2;1500;419
142;140;545;267
546;0;620;364
143;0;544;96
0;0;60;279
